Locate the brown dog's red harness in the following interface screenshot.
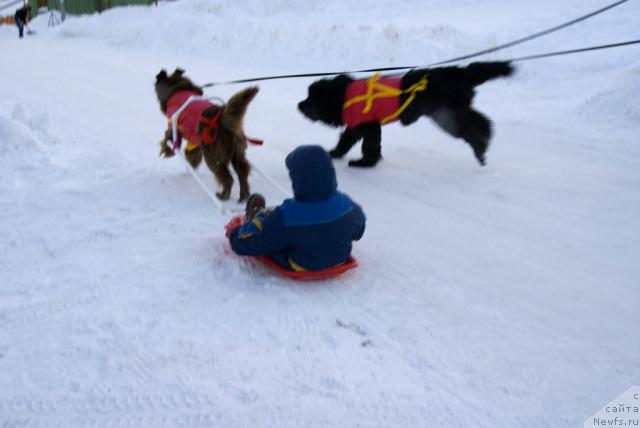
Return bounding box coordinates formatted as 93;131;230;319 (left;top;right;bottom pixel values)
166;90;263;151
198;109;222;145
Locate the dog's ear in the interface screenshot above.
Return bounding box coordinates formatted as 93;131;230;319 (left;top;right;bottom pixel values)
173;68;185;78
333;74;352;87
156;69;168;81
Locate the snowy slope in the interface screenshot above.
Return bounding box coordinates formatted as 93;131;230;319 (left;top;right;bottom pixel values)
0;0;21;15
1;1;639;427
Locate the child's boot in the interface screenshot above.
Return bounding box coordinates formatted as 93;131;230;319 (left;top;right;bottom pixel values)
245;193;266;219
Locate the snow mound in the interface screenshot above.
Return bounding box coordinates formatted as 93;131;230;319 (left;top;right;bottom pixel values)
40;0;488;70
0;104;52;166
577;64;640;123
0;105;54;190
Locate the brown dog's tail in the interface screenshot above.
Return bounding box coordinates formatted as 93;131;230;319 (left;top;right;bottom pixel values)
221;86;259;133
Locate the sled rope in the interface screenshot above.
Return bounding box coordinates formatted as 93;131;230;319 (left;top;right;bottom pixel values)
427;0;630;66
164;139;291;214
166;96;291;214
170;143;230;214
498;39;640;62
343;72;428;125
202;0;630;87
250;163;292;198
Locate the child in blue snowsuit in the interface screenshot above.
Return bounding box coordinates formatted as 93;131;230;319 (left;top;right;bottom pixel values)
227;145;366;271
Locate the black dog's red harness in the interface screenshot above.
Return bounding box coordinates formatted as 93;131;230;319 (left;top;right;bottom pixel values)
341;72;429;128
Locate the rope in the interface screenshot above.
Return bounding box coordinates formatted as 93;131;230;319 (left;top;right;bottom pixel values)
428;0;629;66
202;0;629;87
168;144;230;215
505;39;640;62
167;143;291;215
250;162;292;198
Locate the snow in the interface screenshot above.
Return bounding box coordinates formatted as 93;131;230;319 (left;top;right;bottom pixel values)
0;0;22;15
1;0;639;426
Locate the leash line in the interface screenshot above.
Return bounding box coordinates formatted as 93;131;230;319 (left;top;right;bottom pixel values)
505;39;640;62
202;0;629;86
428;0;630;66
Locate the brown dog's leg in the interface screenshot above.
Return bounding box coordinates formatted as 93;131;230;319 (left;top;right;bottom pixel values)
212;164;234;200
201;145;234;200
184;147;203;169
231;150;251;202
159;128;175;158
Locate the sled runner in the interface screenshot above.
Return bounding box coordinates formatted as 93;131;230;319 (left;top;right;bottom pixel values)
224;216;359;281
256;255;358;281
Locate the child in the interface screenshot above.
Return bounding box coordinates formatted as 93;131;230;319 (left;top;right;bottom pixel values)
227;145;365;271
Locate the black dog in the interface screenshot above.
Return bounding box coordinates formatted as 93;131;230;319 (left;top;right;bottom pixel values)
298;61;514;167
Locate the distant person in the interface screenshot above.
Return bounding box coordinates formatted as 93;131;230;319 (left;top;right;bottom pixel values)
227;145;366;272
14;5;32;38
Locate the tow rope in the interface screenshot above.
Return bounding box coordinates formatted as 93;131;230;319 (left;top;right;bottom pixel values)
202;0;632;87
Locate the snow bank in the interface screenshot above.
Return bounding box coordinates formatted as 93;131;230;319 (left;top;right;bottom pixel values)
43;0;481;70
578;63;640;123
20;0;591;71
0;104;51;171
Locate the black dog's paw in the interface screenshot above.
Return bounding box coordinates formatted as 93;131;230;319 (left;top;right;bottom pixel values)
469;139;488;166
472;147;487;166
348;157;380;168
329;149;345;159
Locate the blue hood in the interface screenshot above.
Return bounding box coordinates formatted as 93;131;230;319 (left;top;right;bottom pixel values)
286;145;337;201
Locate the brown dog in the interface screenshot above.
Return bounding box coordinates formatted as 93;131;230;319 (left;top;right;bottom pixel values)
155;68;259;201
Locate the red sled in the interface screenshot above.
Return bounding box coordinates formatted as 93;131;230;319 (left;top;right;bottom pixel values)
256;255;358;281
225;216;358;280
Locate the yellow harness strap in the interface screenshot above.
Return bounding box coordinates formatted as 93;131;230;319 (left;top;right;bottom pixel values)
343;71;429;124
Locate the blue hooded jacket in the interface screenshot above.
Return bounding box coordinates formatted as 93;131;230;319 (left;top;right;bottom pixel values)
229;145;366;271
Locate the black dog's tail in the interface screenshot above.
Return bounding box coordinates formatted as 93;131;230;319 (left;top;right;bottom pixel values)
464;61;514;87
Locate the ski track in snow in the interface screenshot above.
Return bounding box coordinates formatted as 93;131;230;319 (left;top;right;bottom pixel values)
1;0;640;426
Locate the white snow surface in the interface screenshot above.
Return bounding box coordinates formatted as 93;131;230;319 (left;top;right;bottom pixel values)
1;0;639;426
